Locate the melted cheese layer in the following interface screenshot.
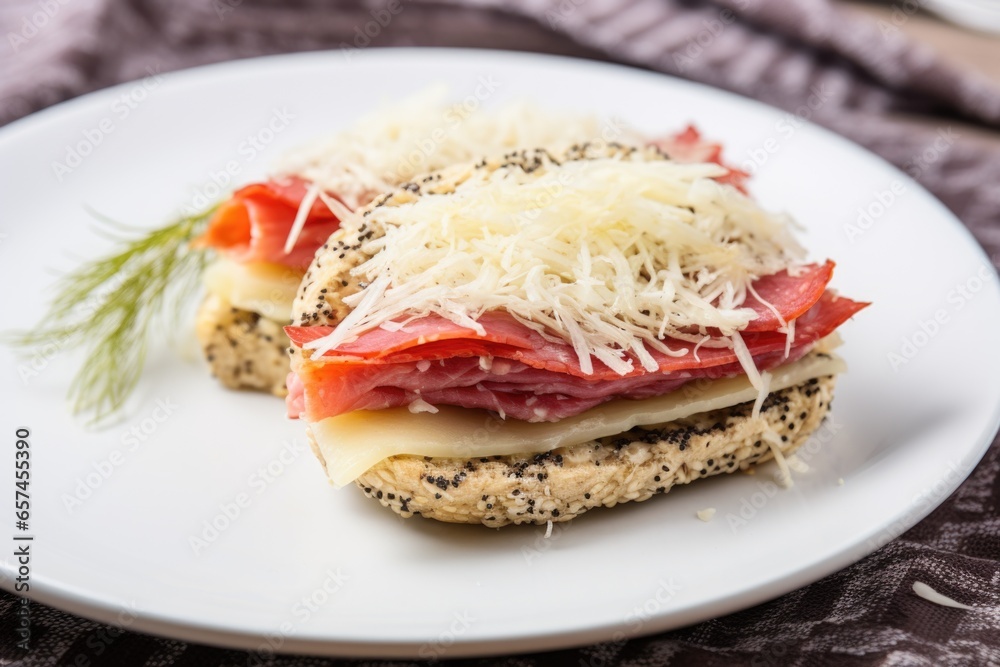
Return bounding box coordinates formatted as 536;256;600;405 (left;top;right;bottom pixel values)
203;258;301;323
311;351;845;487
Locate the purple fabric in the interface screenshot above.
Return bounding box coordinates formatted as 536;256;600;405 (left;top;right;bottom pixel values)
2;0;999;664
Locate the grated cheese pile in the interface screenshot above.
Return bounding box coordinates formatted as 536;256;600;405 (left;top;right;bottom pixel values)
304;154;806;380
275;88;632;211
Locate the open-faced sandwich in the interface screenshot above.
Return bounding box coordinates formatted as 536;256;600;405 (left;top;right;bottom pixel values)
190;94;746;397
8;90;750;425
284;142;868;527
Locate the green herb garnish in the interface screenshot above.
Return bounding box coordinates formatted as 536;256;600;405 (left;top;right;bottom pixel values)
5;206;218;425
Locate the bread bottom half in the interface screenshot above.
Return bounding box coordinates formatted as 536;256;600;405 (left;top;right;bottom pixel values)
328;376;836;527
195;294;290;397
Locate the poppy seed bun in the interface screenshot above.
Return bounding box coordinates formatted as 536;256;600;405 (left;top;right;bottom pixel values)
307;374;835;527
292;142;841;527
195;294;289;396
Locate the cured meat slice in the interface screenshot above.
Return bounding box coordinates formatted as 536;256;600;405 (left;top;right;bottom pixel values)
286;263;837;377
653;125;750;192
287;292;867;422
193;177;340;270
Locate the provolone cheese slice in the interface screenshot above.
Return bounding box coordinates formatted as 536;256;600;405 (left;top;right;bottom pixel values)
203;258;300;323
311;351;845;487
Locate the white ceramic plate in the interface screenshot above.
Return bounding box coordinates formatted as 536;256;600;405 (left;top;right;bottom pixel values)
2;49;999;659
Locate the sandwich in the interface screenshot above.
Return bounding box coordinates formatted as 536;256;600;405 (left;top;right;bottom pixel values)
284;142;868;527
190;93;746;397
8;90;751;425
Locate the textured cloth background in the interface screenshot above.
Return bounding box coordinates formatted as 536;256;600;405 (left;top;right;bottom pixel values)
2;0;999;665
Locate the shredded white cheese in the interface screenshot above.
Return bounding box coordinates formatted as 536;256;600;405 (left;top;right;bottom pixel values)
786;454;810;473
305;156;805;378
275;88;635;211
751;370;772;421
277;91;644;253
284;182;322;255
912;582;975;610
544;520;553;539
762;429;793;488
782;318;796;359
407;398;439;414
749;279;795;360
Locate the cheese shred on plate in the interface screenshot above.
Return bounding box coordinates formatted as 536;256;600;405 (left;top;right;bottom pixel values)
304;155;807;392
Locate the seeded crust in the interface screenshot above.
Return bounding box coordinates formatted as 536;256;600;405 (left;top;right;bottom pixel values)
195;294;290;396
305;375;835;527
291;143;840;527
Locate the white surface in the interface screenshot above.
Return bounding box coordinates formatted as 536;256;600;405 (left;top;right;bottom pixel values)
1;49;999;658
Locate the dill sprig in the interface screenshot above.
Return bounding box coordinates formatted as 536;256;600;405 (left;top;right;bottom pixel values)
5;206;218;425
